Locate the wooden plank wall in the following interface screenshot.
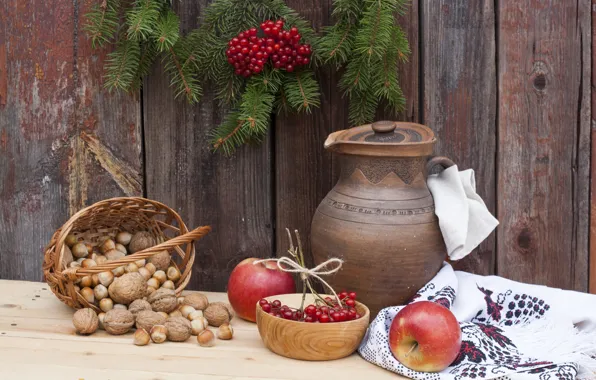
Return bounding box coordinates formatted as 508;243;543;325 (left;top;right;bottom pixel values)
0;1;594;293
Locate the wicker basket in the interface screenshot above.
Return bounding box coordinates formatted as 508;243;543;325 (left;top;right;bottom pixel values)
42;197;211;312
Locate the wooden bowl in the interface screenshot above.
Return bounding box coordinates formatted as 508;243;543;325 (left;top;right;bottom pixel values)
256;293;370;361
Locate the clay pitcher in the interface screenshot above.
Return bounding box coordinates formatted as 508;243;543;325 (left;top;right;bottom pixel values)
311;121;454;317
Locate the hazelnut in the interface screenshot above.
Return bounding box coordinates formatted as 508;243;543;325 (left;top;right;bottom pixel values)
135;259;146;268
69;261;81;269
98;312;106;329
177;297;185;305
116;231;132;245
138;267;152;280
74;285;80;292
90;252;98;261
146;286;157;297
85;243;94;255
103;309;135;335
112;266;125;277
129;231;155;253
148;288;178;313
150;325;167;343
80;287;95;304
100;239;116;254
164;316;191;342
94;284;108;300
169;310;182;318
72;308;98;335
190;316;208;335
145;262;157;275
95;255;108;265
91;274;100;287
179;305;196;319
72;243;88;259
204;302;233;327
65;234;78;247
166;266;181;282
79;276;92;288
108;272;147;305
129;299;152;316
157;311;169;319
135;310;167;332
61;245;73;268
115;243;127;254
188;310;204;321
134;328;151;346
99;297;114;312
81;259;96;268
197;329;215;347
98;271;114;287
105;249;125;261
182;293;209;311
153;270;167;285
125;263;139;273
148;250;170;271
217;323;233;340
162;280;175;290
77;257;86;264
147;278;160;289
114;304;127;310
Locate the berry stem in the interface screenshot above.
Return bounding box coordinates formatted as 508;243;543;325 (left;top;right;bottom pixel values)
404;342;418;358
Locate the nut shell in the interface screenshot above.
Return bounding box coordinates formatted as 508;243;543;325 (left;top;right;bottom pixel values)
150;325;167;343
197;329;215;347
133;328;151;346
217;323;234;340
190;316;209;335
147;288;178;313
204;302;233;327
182;293;209;311
148;250;170;271
61;245;73;268
164;316;192;342
105;249;125;261
135;310;167;332
108;272;147;305
128;299;152;316
129;231;155;253
103;309;135;335
116;231;132;245
72;308;98;335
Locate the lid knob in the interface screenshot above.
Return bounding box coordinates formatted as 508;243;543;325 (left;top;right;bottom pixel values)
371;120;397;134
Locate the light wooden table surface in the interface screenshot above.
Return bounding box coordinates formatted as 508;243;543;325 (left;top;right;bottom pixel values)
0;280;402;379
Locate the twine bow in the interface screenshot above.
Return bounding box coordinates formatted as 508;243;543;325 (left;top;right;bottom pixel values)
253;257;344;305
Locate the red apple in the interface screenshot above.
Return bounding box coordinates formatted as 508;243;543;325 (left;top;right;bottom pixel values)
389;301;461;372
227;258;296;322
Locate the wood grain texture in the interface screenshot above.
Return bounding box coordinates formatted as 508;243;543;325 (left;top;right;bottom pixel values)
0;0;141;282
497;0;591;290
0;280;399;379
422;0;497;275
143;1;273;291
255;293;369;361
590;0;596;295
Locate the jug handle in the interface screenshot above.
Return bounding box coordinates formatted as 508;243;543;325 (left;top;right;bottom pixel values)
426;156;455;174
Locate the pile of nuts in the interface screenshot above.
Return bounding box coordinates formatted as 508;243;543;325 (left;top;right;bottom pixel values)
67;230;234;346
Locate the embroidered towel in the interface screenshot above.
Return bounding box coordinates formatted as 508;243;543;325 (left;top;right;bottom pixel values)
427;165;499;260
358;263;596;379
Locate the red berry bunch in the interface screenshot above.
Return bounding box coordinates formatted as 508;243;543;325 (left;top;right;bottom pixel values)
225;19;312;78
259;291;360;323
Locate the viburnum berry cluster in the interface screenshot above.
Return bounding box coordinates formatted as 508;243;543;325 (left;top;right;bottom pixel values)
259;291;361;323
225;19;312;78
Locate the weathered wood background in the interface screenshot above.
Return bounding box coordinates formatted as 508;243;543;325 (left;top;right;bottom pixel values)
1;1;594;293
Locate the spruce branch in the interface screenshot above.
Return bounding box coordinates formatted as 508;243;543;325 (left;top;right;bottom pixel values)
163;37;202;103
104;38;141;92
84;0;121;48
153;9;180;52
131;41;158;90
127;0;162;41
282;71;320;113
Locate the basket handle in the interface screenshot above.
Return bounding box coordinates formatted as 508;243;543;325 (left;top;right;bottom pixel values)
64;225;212;280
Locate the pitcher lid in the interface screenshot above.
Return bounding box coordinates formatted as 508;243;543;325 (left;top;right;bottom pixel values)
324;121;436;157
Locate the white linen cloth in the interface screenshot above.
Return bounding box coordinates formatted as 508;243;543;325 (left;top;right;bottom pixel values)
427;165;499;261
358;263;596;379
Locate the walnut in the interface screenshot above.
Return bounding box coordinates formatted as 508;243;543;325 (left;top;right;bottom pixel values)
129;231;155;253
164;316;191;342
108;272;147;305
103;309;135;335
128;299;152;316
204;302;233;327
182;293;209;311
147;288;178;313
72;308;98;335
148;250;170;271
135;310;167;332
